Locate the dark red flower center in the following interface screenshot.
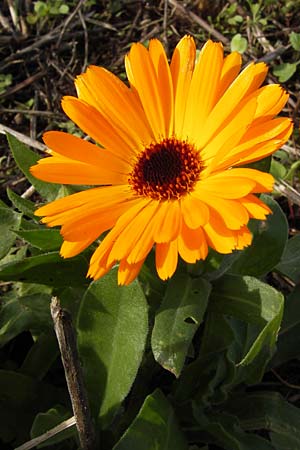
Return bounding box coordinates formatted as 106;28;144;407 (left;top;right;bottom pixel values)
129;137;202;200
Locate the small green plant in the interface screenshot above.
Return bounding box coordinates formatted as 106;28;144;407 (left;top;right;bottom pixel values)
0;73;12;96
27;0;70;24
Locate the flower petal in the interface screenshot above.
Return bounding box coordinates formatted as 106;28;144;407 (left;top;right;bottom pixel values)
180;194;209;229
182;40;223;141
125;42;166;140
240;194;272;219
156;240;178;280
198;194;249;230
198;62;267;148
87;198;151;278
178;222;208;263
152;200;182;243
170;35;196;137
217;51;242;98
108;201;158;264
75;65;153;148
149;39;174;136
61;97;136;162
118;258;146;285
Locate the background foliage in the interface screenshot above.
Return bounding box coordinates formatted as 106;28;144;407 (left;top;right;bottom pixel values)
0;1;300;449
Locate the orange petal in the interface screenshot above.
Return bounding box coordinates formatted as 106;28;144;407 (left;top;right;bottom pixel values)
170;35;196;137
252;85;289;124
178;222;208;263
180;194;209;229
240;194;272;219
108;201;158;264
60;238;95;258
217;51;242;98
88;198;151;278
149;39;174;137
215;117;293;170
61;97;136;162
31;158;128;185
235;225;252;250
118;258;146;285
75;66;153;148
199;195;249;230
203;211;238;254
200;97;257;174
125;43;166;140
198;63;266;148
152;200;182;243
155;240;178;280
35;185;132;219
182;40;223;141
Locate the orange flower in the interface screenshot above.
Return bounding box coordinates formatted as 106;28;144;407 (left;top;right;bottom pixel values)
30;36;293;285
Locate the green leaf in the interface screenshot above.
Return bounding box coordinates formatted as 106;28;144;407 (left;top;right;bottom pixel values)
0;251;89;286
270;159;287;179
209;275;283;366
230;195;288;276
290;31;300;51
7;133;60;201
193;410;274;450
20;332;59;380
271;431;300;450
31;405;75;447
275;235;300;283
230;34;248;53
0;206;22;259
77;267;148;428
0;370;66;445
58;4;69;14
0;293;52;347
273;62;297;82
113;389;188;450
7;187;36;219
16;228;63;251
226;391;300;446
174;313;235;404
151;273;211;377
271;285;300;367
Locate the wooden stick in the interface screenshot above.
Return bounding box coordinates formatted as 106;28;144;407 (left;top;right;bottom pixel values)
50;297;97;450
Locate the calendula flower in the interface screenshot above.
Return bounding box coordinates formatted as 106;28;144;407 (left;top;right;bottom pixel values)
30;36;293;285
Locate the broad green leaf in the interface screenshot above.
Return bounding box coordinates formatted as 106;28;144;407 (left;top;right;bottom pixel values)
226;391;300;445
271;285;300;367
0;370;66;445
151;273;211;377
209;275;283;365
230;195;288;276
7;133;60;201
16;228;63;251
0;207;22;259
202;251;241;281
113;389;187;450
0;251;89;286
174;313;235;404
273;62;297;82
77;267;148;428
230;33;248;53
7;187;36;219
290;31;300;51
31;405;75;447
20;332;59;380
275;235;300;283
192;410;274;450
271;431;300;450
0;293;52;347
